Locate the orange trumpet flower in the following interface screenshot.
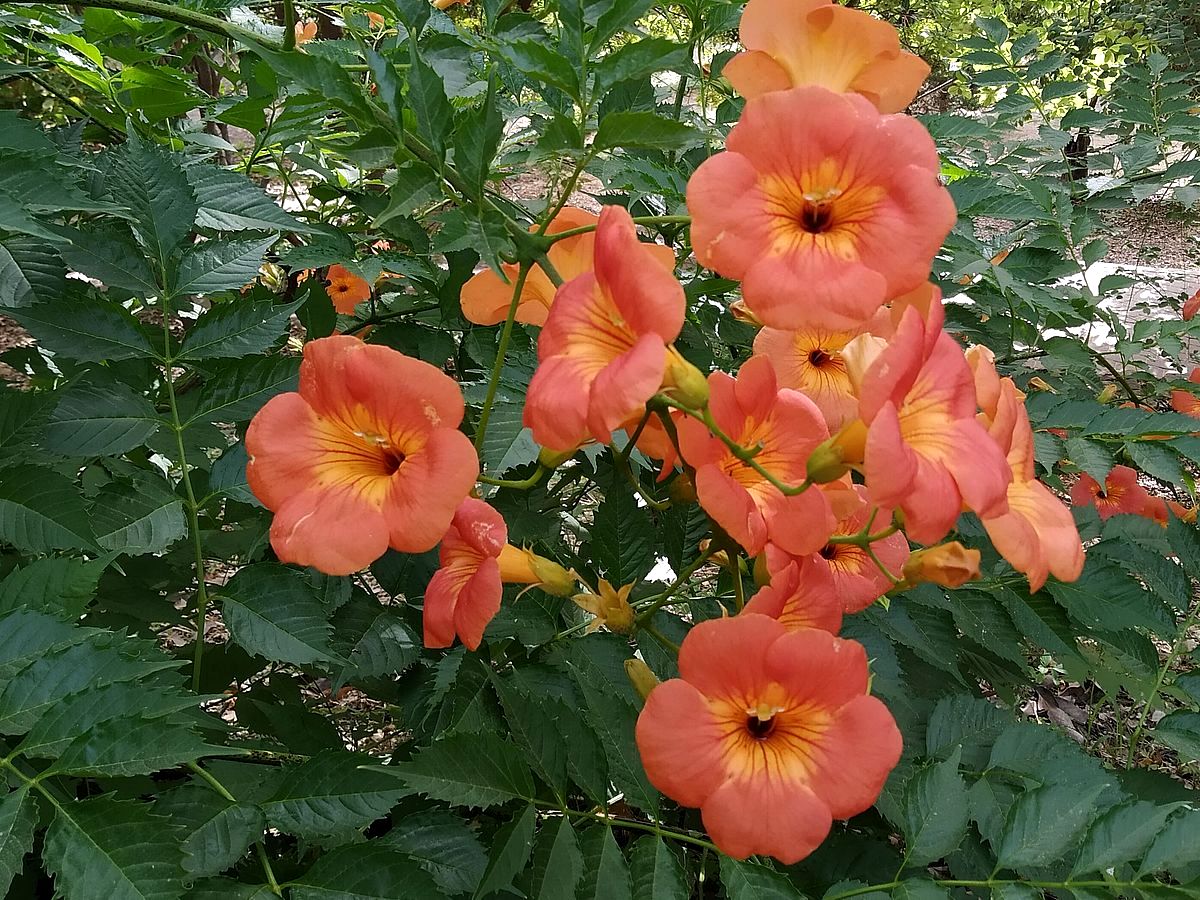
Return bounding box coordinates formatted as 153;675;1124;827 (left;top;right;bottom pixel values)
325;264;372;315
967;346;1084;591
524;206;689;451
844;299;1010;545
687;86;955;332
246;337;478;575
636;614;902;863
723;0;930;113
423;498;575;650
677;356;835;557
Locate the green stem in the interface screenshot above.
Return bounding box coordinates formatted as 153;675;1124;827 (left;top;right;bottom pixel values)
613;448;670;511
544;215;693;245
658;396;812;497
6;0;280;47
537;151;596;235
478;466;547;490
827;523;899;546
1125;596;1200;767
188;763;283;896
474;262;532;455
541;804;717;851
729;553;746;612
160;307;211;694
344;301;443;335
282;0;297;50
634;550;715;624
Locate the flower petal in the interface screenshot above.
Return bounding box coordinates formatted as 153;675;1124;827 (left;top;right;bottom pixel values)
636;680;727;808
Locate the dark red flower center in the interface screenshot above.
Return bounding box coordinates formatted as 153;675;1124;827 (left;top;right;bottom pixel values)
808;349;831;367
381;447;406;474
746;714;776;739
799;200;836;234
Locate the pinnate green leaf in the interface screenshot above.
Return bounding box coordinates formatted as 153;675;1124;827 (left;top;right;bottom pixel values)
901;747;970;866
629;837;686;900
386;732;536;808
43;797;185;900
189;164;317;234
0;787;37;897
577;826;631;900
262;751;408;841
593;111;702;150
995;781;1108;871
720;856;804;899
173;236;277;296
179;295;303;360
380;809;487;895
289;842;443;899
45;377;160;457
473;804;536;899
220;563;341;665
0;465;97;553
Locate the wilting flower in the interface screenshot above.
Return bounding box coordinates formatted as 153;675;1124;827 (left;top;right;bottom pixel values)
844;299;1011;545
636;614;902;863
743;545;842;633
722;0;929;113
677;357;834;556
326;264;372;315
687;86;955;331
1184;289;1200;321
968;346;1084;591
366;11;385;26
812;483;908;612
459;208;673;327
424;498;575;649
524;206;689;451
294;19;318;43
901;542;980;588
246;336;478;575
572;579;636;633
1070;465;1168;525
1170;367;1200;419
753;326;860;431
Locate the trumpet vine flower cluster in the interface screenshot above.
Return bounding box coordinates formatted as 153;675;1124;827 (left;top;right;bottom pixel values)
245;0;1092;866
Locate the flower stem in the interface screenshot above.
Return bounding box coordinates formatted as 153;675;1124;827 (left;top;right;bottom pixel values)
543;215;693;245
6;0;280;47
634;550;715;624
478;466;547;490
474;262;532;456
1125;596;1200;767
188;762;283;895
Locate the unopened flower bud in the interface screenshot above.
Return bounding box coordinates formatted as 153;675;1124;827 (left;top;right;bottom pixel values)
258;262;286;293
497;545;577;597
728;299;762;326
1096;384;1119;404
624;658;660;702
573;580;635;633
807;420;867;482
901;542;981;589
1027;376;1055;393
662;349;710;409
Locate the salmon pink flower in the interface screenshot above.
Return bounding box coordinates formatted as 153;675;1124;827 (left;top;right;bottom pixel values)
1170;367;1200;419
677;357;835;556
968;347;1083;591
1070;465;1168;525
424;498;575;650
459;208;673;327
723;0;930;112
326;264;372;315
524;206;688;451
812;483;908;612
743;545;842;633
1184;289;1200;321
636;614;902;863
687;86;955;332
246;336;478;575
844;299;1010;544
753;325;861;431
